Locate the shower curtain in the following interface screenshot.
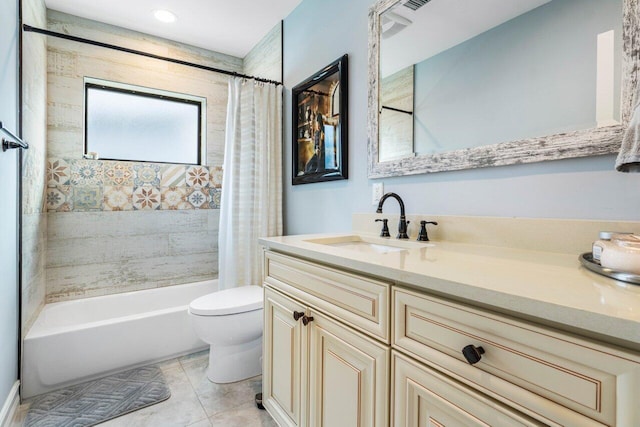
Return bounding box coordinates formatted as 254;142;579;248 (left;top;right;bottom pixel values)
218;77;283;290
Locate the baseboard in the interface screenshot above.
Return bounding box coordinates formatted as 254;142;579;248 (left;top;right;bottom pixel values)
0;381;20;427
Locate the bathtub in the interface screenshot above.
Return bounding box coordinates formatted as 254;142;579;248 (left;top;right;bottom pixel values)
22;280;216;398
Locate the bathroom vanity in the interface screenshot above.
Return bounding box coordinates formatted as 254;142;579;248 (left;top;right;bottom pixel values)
259;233;640;427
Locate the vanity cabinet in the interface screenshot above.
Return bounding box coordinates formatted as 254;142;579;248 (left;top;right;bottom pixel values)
393;287;640;426
262;248;640;427
262;252;390;427
392;351;544;426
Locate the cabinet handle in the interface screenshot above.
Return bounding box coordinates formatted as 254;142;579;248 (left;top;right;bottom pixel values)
302;315;314;326
462;345;485;365
293;311;304;321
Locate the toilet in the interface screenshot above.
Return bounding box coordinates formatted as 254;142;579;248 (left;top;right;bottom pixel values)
188;285;263;383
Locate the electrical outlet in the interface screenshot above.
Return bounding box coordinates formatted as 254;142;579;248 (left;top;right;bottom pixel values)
372;182;384;205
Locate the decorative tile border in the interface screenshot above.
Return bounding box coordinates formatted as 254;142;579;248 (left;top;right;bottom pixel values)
46;158;223;213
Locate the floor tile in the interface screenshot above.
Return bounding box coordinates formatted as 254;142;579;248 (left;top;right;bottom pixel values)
181;356;262;417
186;419;213;427
99;364;208;427
14;350;274;427
208;402;278;427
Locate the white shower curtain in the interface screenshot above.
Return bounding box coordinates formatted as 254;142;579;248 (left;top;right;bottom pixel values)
218;77;283;290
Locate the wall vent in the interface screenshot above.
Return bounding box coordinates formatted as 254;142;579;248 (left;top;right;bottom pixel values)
403;0;431;11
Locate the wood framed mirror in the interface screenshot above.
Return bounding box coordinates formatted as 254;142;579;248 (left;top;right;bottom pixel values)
368;0;640;178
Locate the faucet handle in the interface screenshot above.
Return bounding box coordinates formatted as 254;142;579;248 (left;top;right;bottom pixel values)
418;220;438;241
375;218;390;237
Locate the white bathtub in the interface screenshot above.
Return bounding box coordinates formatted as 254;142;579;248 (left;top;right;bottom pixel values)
22;280;216;398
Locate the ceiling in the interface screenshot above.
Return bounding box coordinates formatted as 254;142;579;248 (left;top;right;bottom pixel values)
44;0;302;58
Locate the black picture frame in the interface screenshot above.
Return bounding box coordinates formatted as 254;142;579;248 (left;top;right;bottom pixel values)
292;55;348;185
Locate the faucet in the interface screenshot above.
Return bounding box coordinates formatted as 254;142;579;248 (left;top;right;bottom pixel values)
376;192;408;239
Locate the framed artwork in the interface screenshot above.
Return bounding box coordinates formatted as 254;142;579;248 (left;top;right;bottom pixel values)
292;54;348;185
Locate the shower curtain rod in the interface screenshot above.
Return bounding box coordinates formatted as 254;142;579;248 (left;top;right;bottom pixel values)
23;24;283;86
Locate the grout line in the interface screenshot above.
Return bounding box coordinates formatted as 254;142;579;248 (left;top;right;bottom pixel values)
178;353;212;422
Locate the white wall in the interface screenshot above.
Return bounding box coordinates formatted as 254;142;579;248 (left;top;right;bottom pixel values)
282;0;640;236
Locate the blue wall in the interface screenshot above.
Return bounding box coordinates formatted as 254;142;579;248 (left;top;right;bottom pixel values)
413;0;622;154
283;0;640;236
0;0;19;409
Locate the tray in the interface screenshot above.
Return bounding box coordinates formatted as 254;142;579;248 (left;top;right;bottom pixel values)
579;253;640;285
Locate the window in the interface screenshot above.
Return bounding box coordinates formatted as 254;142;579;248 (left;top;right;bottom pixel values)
84;78;206;164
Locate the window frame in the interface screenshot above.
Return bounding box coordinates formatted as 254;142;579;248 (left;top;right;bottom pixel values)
83;77;207;165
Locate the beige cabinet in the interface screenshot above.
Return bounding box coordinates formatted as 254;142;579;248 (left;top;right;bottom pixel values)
393;286;640;426
262;248;640;427
308;305;389;427
392;351;544;427
263;285;389;427
263;287;307;427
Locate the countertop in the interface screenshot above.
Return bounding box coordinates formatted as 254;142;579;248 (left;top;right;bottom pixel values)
259;233;640;350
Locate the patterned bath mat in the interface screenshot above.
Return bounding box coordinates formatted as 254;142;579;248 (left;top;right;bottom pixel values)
24;365;171;427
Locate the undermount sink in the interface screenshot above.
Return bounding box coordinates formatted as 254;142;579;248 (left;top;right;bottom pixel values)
305;235;433;254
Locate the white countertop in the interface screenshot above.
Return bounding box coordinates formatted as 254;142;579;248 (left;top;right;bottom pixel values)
260;233;640;350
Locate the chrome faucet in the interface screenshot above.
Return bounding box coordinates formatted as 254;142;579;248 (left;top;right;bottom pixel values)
376;192;408;239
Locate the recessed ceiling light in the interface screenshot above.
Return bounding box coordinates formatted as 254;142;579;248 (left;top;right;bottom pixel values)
153;9;177;23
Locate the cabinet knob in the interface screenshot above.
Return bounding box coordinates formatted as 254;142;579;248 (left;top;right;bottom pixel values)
302;315;314;326
293;311;304;321
462;345;485;365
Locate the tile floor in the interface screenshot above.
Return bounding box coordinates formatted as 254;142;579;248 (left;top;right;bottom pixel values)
13;351;277;427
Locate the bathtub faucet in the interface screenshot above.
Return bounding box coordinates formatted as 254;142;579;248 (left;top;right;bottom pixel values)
376;192;408;239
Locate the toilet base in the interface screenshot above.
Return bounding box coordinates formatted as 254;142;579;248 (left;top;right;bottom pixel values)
206;336;262;383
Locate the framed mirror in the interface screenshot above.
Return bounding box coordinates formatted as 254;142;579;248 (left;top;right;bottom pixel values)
368;0;640;178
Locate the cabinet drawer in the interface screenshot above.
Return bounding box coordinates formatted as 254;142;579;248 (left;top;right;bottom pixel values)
394;287;640;426
264;251;391;342
392;351;544;427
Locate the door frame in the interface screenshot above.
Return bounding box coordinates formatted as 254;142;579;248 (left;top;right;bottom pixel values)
16;0;23;386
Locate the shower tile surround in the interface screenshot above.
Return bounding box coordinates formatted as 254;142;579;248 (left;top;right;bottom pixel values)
22;0;48;334
33;11;281;303
45;158;223;212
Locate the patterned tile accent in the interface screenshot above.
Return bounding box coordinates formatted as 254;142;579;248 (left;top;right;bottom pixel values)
47;158;223;213
133;185;161;210
47;159;70;186
186;188;208;209
209;166;223;189
73;186;103;211
71;160;104;186
161;165;187;187
186;166;210;188
161;187;189;210
133;164;162;187
208;188;221;209
104;186;134;211
45;185;72;212
104;162;134;186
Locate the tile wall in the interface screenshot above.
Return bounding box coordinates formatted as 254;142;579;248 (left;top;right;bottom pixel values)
43;11;241;301
45;159;223;212
31;10;281;303
21;0;48;333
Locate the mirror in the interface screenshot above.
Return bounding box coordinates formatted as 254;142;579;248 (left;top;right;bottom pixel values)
368;0;639;178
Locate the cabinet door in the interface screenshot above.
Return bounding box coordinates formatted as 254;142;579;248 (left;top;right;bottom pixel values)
392;351;544;427
264;287;308;427
308;311;389;427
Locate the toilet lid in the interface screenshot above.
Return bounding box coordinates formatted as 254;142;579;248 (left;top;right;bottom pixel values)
189;285;263;316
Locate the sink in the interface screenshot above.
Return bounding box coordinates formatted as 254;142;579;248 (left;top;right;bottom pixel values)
328;241;407;254
305;235;433;254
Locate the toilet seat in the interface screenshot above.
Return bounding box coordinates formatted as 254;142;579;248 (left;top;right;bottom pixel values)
189;285;263;316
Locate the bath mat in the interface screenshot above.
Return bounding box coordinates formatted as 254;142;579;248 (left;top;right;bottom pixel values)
24;365;171;427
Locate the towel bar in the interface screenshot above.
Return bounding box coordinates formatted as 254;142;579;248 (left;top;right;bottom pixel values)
1;121;29;151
